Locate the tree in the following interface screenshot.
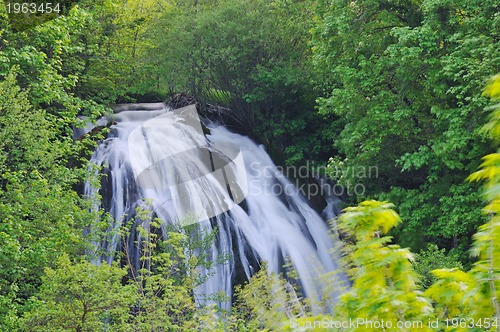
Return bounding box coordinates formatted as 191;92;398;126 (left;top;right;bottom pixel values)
20;210;235;331
313;0;500;257
123;213;200;331
233;262;304;331
20;256;134;332
0;69;95;329
335;201;434;331
439;73;500;325
229;75;500;331
154;0;330;165
103;0;175;98
413;244;463;288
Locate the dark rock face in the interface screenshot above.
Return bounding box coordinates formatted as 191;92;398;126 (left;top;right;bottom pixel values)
167;93;232;125
166;93;197;109
112;103;166;113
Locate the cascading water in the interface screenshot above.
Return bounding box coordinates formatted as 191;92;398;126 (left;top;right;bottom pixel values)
84;104;344;311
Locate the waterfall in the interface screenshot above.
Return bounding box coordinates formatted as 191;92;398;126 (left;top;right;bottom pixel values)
84;104;344;310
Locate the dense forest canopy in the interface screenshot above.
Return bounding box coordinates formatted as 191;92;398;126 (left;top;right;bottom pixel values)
0;0;499;330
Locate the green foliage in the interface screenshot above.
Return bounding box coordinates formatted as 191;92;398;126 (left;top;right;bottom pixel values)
21;255;134;332
0;5;121;327
483;74;500;140
0;70;89;314
459;74;500;324
234;97;500;328
128;229;199;330
121;208;235;331
233;262;306;331
18;210;235;331
152;0;331;165
382;182;485;261
414;244;463;288
314;0;500;258
1;0;500;329
100;0;174;98
331;75;500;331
0;285;20;332
0;4;113;114
336;201;434;331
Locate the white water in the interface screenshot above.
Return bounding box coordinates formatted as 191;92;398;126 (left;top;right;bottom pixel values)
85;105;344;311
